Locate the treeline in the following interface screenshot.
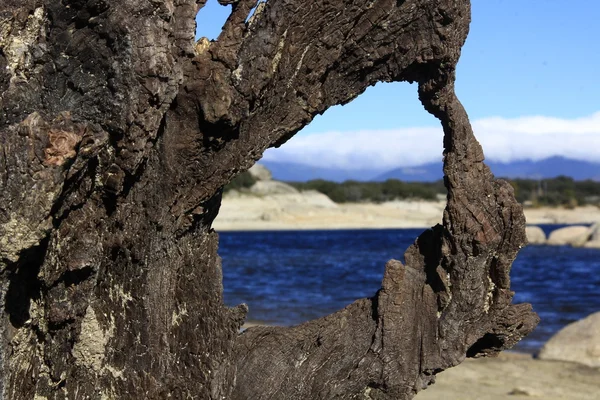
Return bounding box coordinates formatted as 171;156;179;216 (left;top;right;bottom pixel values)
289;176;600;206
288;179;445;203
224;172;600;207
509;176;600;207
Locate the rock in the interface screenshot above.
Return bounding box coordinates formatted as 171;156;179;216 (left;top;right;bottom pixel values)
508;387;543;397
249;180;299;195
525;226;546;245
546;225;591;247
538;311;600;367
590;222;600;241
294;190;338;209
584;240;600;248
248;164;272;181
584;223;600;248
277;190;339;213
260;212;273;221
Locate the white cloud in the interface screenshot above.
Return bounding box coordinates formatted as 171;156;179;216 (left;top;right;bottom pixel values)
262;112;600;170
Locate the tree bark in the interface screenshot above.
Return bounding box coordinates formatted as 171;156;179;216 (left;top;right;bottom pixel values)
0;0;538;399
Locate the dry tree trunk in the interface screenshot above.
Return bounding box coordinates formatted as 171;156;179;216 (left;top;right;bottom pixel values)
0;0;538;399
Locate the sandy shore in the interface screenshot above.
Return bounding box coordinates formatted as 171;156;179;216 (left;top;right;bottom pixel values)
214;197;445;230
214;191;600;231
415;352;600;399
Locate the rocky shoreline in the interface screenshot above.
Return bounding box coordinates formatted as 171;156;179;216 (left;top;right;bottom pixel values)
214;166;600;235
526;223;600;248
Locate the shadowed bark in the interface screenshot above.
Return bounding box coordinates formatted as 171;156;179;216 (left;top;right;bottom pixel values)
0;0;538;399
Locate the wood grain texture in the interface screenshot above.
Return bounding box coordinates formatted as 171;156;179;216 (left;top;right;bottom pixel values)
0;0;538;398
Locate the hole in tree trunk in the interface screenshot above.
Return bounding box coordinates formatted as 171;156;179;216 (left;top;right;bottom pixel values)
196;0;233;41
215;82;444;327
4;238;48;329
466;333;505;358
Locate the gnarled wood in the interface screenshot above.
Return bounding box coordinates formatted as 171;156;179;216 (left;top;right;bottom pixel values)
0;0;538;399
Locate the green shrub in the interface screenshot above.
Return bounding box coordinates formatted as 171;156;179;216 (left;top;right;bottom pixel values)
505;176;600;207
289;179;442;203
223;171;257;193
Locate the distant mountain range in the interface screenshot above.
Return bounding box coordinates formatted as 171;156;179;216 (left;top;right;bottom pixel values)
261;156;600;182
260;161;383;182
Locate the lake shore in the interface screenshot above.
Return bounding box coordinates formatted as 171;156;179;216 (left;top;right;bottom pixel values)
213;191;600;231
415;352;600;400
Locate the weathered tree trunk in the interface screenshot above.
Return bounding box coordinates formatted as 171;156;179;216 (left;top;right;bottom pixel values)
0;0;538;399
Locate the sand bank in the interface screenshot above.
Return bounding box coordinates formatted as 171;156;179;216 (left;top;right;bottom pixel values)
214;191;600;231
415;352;600;400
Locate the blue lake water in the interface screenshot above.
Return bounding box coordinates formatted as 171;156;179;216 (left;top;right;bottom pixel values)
219;226;600;354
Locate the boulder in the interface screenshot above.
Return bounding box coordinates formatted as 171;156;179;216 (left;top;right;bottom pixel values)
248;164;272;181
590;222;600;241
538;311;600;367
546;225;591;247
508;387;543;397
249;180;298;195
279;190;338;211
584;223;600;248
525;226;546;245
584;240;600;249
298;190;338;208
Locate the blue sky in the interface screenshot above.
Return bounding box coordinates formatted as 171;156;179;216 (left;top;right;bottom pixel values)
197;1;600;170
